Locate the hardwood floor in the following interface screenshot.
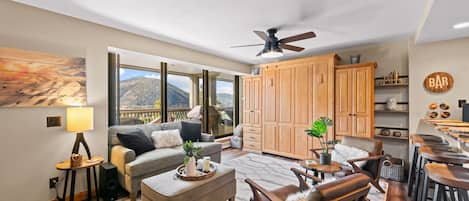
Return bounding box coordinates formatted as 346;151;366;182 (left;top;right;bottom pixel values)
222;148;410;201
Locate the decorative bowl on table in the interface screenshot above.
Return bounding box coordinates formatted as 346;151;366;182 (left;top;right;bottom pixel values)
176;163;217;181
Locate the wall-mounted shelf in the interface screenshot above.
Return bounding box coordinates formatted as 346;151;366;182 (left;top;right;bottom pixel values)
375;84;408;89
375;126;409;131
375;110;409;114
375;75;409;80
375;102;408;105
375;135;408;140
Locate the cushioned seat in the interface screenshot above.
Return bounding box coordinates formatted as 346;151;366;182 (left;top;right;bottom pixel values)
126;148;184;177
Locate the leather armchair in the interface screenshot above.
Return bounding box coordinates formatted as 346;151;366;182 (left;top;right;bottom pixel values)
245;168;371;201
348;155;385;193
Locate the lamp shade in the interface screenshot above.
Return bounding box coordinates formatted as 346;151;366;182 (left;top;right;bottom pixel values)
66;107;94;132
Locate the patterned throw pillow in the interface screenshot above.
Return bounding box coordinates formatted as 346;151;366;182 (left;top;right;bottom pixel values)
151;129;183;148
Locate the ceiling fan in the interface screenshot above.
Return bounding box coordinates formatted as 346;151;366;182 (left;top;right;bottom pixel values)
230;28;316;58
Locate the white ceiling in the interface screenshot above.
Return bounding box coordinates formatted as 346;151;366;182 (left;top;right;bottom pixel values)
15;0;468;65
416;0;469;44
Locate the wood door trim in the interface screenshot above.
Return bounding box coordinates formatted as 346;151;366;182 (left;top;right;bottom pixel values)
335;62;377;69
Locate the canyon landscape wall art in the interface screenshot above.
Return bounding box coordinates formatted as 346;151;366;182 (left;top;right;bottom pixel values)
0;47;86;107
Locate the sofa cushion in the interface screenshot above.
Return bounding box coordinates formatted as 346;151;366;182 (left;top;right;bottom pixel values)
171;142;222;156
180;121;202;142
161;122;182;131
117;131;155;156
125;148;185;177
109;124;162;145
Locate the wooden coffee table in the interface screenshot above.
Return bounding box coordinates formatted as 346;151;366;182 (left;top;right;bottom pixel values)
299;159;342;184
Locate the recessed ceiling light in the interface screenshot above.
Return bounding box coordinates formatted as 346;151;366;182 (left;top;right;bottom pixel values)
453;22;469;29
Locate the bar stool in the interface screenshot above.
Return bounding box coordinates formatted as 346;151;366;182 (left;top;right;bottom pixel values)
414;146;469;201
423;163;469;201
408;134;449;197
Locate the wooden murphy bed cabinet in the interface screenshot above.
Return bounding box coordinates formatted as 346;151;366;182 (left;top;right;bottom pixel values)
335;62;375;139
259;54;338;159
242;75;262;153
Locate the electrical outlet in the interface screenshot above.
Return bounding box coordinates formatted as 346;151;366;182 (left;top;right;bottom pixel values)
49;177;59;189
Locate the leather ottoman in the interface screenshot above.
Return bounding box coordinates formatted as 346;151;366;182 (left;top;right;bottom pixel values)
141;164;236;201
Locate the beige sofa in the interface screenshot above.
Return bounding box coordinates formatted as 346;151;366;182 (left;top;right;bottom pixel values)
108;121;222;199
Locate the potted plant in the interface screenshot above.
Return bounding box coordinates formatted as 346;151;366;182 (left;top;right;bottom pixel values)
305;117;336;165
182;141;202;176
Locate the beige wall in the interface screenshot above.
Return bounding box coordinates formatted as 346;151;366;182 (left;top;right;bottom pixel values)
409;37;469;133
0;1;249;201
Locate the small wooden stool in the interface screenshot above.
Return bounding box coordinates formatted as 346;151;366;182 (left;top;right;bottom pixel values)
424;163;469;201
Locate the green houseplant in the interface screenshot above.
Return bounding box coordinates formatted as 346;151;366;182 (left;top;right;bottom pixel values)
305;117;336;165
182;141;202;176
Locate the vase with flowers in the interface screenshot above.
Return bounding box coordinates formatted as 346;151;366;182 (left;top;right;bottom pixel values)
305;117;337;165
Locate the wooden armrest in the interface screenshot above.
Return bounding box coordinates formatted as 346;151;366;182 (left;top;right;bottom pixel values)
291;168;322;191
245;179;282;201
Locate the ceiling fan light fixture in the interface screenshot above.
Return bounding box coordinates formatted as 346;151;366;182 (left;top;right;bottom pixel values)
261;47;283;58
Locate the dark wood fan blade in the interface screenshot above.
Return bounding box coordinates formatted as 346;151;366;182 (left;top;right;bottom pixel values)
230;43;264;48
254;31;268;41
280;44;305;52
279;32;316;43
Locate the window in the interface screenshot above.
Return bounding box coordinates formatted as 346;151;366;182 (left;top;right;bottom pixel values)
214;79;234;137
167;73;192;122
119;67;161;124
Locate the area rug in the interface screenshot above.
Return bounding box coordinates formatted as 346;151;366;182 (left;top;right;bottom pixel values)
222;153;388;201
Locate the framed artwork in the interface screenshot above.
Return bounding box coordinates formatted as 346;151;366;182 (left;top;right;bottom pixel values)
0;47;86;107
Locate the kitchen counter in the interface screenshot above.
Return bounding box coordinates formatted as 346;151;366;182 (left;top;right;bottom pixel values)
416;119;469;153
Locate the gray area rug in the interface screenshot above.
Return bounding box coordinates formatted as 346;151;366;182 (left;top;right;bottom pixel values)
222;153;388;201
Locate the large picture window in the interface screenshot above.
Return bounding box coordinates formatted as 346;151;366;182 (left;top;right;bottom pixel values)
119;67;161;124
112;60;238;139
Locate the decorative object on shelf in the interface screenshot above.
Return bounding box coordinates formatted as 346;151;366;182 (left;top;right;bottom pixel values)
440;103;450;110
350;55;361;64
428;111;439;119
380;129;391;136
67;107;94;157
424;72;454;93
429;103;438;110
251;67;260;75
182;141;202;177
386;97;398;111
376;70;407;86
305;117;336;165
0;47;87;107
440;111;451;119
70;153;83;168
392;131;402;137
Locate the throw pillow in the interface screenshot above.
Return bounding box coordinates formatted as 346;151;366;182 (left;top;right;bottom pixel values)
151;129;183;148
332;144;369;168
233;124;243;137
117;130;155;156
180;121;202;142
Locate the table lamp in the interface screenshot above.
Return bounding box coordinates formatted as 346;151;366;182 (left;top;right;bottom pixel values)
67;107;94;158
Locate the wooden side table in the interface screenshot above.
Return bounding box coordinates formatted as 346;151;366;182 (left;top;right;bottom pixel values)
299;159;342;184
56;156;104;201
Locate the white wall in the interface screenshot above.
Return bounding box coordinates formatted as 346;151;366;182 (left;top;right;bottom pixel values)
0;1;249;201
409;37;469;133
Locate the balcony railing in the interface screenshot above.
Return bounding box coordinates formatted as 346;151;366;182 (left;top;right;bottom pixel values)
120;108;191;124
